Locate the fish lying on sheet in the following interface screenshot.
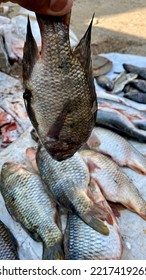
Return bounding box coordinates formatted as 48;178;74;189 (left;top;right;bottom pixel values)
81;150;146;221
0;220;18;260
36;144;111;235
0;163;64;260
64;178;122;260
87;127;146;174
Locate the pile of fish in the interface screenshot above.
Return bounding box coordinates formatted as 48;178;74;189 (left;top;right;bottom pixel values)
1;5;146;260
95;55;146;142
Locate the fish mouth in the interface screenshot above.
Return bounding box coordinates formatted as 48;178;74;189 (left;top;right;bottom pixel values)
43;140;79;161
1;162;26;178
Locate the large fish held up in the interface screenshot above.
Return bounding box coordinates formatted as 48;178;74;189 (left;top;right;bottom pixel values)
23;12;96;161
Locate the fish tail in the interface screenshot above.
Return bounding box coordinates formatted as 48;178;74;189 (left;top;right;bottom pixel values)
125;189;146;221
77;203;110;235
43;240;64;260
127;152;146;175
137;201;146;221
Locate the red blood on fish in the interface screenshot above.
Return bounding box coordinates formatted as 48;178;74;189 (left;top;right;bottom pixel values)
0;112;13;127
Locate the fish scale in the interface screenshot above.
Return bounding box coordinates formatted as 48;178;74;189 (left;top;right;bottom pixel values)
64;213;122;260
23;13;96;161
0;220;18;260
36;145;111;235
0;163;64;260
87;127;146;175
81;150;146;220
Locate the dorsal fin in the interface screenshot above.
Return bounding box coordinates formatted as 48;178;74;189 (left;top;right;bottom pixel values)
23;17;39;81
73;14;94;71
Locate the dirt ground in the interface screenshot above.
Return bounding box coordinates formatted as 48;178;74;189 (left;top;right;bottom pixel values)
71;0;146;56
2;0;146;57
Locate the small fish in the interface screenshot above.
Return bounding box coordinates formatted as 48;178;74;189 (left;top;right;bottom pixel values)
23;12;97;161
124;89;146;104
95;75;114;91
81;150;146;221
87;127;146;175
0;163;64;260
98;98;146;119
123;64;146;80
133;119;146;131
129;79;146;93
97;91;146;112
0;220;18;260
113;72;137;94
36;144;111;235
96;107;146;142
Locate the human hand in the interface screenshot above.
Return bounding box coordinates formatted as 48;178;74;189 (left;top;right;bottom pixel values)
1;0;73;16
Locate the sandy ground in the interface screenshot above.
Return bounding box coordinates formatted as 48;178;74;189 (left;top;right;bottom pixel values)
71;0;146;56
1;0;146;57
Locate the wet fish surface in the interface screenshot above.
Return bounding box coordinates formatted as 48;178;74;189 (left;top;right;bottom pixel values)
23;12;96;161
0;220;18;260
123;64;146;80
95;75;114;91
36;145;111;235
96;107;146;142
87;127;146;174
113;72;137;94
124;89;146;104
81;150;146;221
129;79;146;93
134;119;146;131
97;91;146;111
64;179;122;260
0;163;63;260
64;213;122;260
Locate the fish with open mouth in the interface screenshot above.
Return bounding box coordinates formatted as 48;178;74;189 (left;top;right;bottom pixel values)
23;11;96;161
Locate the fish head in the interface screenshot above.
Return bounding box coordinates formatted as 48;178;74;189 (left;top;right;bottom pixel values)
80;150;101;173
1;162;27;179
44;140;80;161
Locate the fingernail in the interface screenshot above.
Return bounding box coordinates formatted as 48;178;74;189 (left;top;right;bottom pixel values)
50;0;68;11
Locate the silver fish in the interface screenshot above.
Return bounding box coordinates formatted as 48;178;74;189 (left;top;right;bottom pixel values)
0;163;64;260
96;107;146;142
87;127;146;174
64;178;122;260
81;150;146;221
36;145;112;235
123;64;146;80
97;91;146;111
0;220;18;260
125;89;146;104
